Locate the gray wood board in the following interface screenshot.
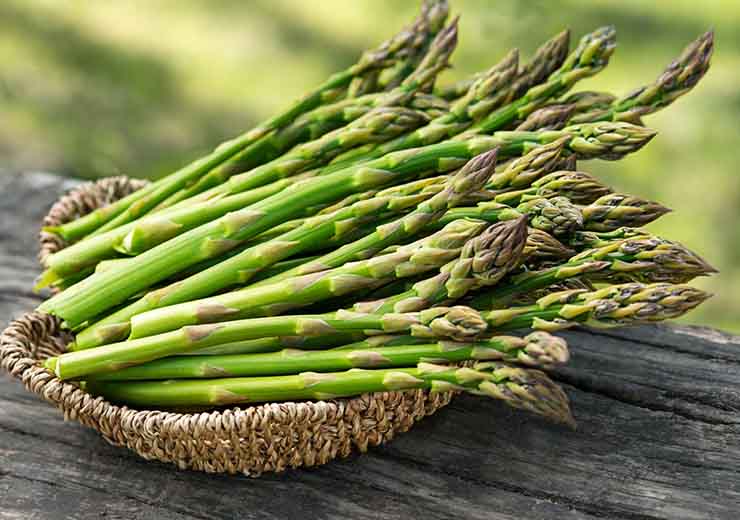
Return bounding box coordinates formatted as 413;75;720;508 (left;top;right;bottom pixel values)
1;172;738;520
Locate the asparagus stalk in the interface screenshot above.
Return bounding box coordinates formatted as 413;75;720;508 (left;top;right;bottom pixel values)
83;361;575;426
48;280;709;381
484;137;570;190
480;282;710;332
567;226;651;249
237;175;449;247
323;29;571;173
38;173;310;281
161;20;459;209
89;331;568;381
355;217;528;314
440;189;670;236
434;29;570;102
45;4;438;244
45;305;493;379
374;226;573;272
125;218;490;339
438;196;584;238
183;333;366;357
73;152;495;349
513;91;617;131
366;0;451;92
153;92;448;212
561;91;616;114
258;138;567;286
572;31;714;124
465;26;616;136
470;234;717;309
38;121;656;328
253;149;499;287
322;49;520;171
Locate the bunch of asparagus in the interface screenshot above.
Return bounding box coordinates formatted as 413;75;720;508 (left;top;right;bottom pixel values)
37;1;715;427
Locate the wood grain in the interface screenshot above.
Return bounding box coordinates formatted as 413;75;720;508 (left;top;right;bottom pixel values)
1;173;738;520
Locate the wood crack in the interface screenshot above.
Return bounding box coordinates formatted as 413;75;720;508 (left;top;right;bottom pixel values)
2;471;211;520
555;375;739;426
575;327;740;364
374;450;667;520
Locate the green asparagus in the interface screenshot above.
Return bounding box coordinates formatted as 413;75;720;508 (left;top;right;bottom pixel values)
73;150;496;349
572;31;714;124
46;2;442;243
45;305;493;379
83;361;575;426
470;234;717;309
355;216;528;313
89;331;568;380
124;218;489;339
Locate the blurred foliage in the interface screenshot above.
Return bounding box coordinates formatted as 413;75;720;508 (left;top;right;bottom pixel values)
1;0;737;332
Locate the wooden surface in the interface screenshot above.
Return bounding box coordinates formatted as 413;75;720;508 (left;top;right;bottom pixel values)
1;172;739;520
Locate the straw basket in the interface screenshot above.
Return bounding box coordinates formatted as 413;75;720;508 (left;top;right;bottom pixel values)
0;176;454;476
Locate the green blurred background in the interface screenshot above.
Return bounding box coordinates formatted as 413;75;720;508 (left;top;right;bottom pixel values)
1;0;737;331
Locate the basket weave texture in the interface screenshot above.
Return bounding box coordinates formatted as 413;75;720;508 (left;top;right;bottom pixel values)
1;176;454;475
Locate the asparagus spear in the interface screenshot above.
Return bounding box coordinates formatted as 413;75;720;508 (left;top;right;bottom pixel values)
434;29;570;102
153;92;448;212
561;91;616;114
451;197;584;237
476;170;612;206
441;190;670;236
248;42;521;185
355;217;528;314
45;4;439;244
72;152;495;349
48;280;709;381
182;333;366;357
89;331;568;381
566;226;651;249
41;101;435;280
367;0;451;92
161;19;459;209
258;138;567;286
83;361;575;426
485;137;569;190
323;29;571;172
465;26;616;136
125;218;491;339
572;31;714;124
480;282;710;333
470;234;717;309
38;121;656;328
45;305;492;379
580;193;671;231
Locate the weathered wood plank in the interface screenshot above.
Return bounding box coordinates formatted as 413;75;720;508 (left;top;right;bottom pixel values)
1;173;738;520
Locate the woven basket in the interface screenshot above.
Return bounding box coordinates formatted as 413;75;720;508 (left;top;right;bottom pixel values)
0;176;454;476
